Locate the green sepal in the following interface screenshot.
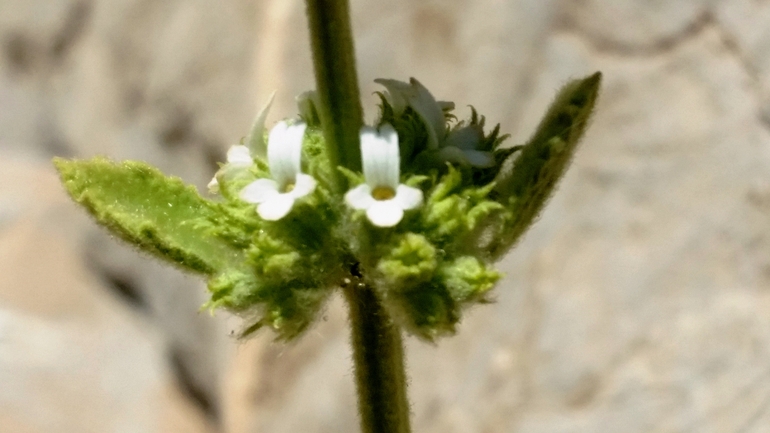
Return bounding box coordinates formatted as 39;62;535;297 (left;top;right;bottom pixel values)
303;129;336;189
206;268;262;311
375;91;434;171
404;174;430;188
440;256;500;303
338;165;365;187
247;231;303;283
259;283;332;341
215;162;262;202
488;72;602;258
376;233;438;288
296;90;322;127
245;92;275;159
374;234;503;341
420;166;504;250
206;269;332;341
197;200;261;250
54;157;241;275
392;280;459;341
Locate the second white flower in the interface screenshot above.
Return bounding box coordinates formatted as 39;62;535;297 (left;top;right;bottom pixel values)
345;124;423;227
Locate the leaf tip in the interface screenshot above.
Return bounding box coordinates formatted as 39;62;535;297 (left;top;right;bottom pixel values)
52;156;73;177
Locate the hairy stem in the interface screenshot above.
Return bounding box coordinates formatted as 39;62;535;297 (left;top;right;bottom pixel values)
343;283;412;433
305;0;364;190
305;2;411;431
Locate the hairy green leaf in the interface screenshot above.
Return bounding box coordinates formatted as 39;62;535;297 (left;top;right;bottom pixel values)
54;157;241;274
488;72;602;259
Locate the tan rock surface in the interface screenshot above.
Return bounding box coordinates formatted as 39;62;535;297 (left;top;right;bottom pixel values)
2;1;770;433
0;157;213;433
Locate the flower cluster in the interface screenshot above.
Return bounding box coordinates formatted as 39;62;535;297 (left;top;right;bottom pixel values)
56;74;601;341
199;77;528;340
219;119;423;228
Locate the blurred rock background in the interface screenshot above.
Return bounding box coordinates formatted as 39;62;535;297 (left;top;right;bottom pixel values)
2;0;770;432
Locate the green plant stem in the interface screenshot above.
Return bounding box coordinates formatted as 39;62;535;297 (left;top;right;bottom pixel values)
343;283;412;433
305;2;411;431
305;0;364;190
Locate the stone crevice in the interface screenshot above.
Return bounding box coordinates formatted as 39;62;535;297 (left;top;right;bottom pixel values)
170;348;221;424
554;8;712;58
557;5;770;132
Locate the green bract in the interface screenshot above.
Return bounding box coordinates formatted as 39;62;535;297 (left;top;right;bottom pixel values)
53;158;242;274
54;73;601;342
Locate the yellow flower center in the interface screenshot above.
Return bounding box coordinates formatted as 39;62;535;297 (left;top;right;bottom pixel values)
372;186;395;201
282;182;295;193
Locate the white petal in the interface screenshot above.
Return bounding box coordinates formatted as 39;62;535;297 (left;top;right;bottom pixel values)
378;124;401;186
267;121;307;186
366;200;404;227
290;173;316;199
226;145;253;166
360;127;385;187
207;177;219;194
240;178;279;203
257;194;295;221
345;184;375;210
246;91;276;158
360;125;400;189
394;184;423;210
462;149;495;168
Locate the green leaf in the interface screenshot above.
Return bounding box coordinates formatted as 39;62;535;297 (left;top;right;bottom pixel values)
488;72;602;259
54;157;241;275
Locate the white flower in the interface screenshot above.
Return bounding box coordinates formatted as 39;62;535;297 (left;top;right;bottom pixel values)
239;121;316;221
345;124;423;227
207;145;254;193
